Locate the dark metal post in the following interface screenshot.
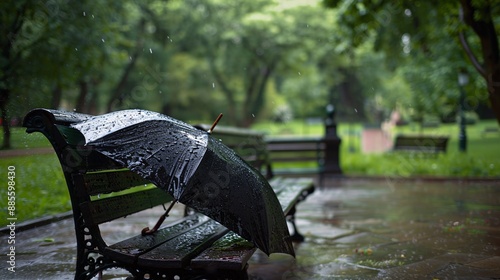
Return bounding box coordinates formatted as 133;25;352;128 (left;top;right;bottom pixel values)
458;71;468;152
324;104;342;174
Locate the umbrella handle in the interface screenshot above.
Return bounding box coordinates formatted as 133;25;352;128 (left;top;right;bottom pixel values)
141;199;177;235
207;113;223;134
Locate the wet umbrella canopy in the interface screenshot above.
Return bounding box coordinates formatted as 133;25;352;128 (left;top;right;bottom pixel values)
71;109;294;256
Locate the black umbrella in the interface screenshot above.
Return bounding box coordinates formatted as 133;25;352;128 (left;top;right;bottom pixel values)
71;109;294;256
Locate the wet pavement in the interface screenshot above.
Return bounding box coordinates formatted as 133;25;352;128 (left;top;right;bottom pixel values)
2;177;500;279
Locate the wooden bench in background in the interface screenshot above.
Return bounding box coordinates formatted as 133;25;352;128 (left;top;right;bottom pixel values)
265;137;325;175
23;109;315;280
482;127;499;138
393;134;449;155
197;124;328;176
199;124;342;182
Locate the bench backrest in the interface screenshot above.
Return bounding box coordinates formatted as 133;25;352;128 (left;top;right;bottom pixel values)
394;135;449;152
23;109;173;249
265;137;325;162
195;123;273;178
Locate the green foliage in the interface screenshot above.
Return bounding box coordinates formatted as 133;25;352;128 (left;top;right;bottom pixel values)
1;0;498;147
322;0;493;124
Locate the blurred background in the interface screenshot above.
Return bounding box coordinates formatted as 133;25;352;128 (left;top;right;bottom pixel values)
1;1;500;222
2;0;498;127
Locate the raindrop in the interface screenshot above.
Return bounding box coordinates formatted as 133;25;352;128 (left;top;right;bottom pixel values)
252;114;255;118
149;48;153;54
354;108;358;113
212;82;215;88
83;12;86;16
298;72;301;75
75;48;78;51
101;38;105;43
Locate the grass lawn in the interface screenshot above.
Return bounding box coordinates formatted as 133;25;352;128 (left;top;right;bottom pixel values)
1;120;499;223
0;153;69;224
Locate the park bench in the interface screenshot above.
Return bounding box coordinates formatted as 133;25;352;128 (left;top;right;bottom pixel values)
392;134;449;155
265;137;325;175
23;108;315;280
481;126;499;137
197;125;336;177
263;137;342;182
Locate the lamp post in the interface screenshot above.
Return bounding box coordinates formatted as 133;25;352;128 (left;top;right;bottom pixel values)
324;104;342;175
458;70;468;152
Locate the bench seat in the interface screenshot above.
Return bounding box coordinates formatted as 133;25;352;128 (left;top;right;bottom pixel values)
103;177;314;273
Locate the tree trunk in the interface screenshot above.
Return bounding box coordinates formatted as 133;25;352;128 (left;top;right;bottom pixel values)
0;90;11;149
488;71;500;125
51;84;62;109
207;56;238;125
107;19;145;112
242;61;276;127
86;78;101;114
460;0;500;125
75;80;88;113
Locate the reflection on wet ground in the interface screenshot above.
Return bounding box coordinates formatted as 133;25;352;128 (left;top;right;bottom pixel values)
248;178;500;279
1;178;499;279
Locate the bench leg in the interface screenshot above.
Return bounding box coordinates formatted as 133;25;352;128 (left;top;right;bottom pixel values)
287;206;305;242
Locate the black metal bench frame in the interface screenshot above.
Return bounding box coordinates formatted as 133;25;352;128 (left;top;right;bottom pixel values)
23;108;315;280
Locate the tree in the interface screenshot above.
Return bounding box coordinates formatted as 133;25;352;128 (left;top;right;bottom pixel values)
459;0;500;124
323;0;500;125
1;1;43;149
164;0;342;126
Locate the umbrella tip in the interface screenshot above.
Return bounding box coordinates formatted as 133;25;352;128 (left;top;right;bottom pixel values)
207;113;223;134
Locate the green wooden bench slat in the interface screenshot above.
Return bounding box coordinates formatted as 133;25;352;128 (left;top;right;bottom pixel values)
137;219;229;269
80;187;172;226
82;170;152;196
268;177;288;194
393;135;449;154
190;231;256;271
273;178;315;215
104;213;210;264
266;143;324;152
270;156;319;162
189;177;314;271
56;124;87;145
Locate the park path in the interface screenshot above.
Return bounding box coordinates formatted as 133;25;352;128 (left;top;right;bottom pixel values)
0;147;54;158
